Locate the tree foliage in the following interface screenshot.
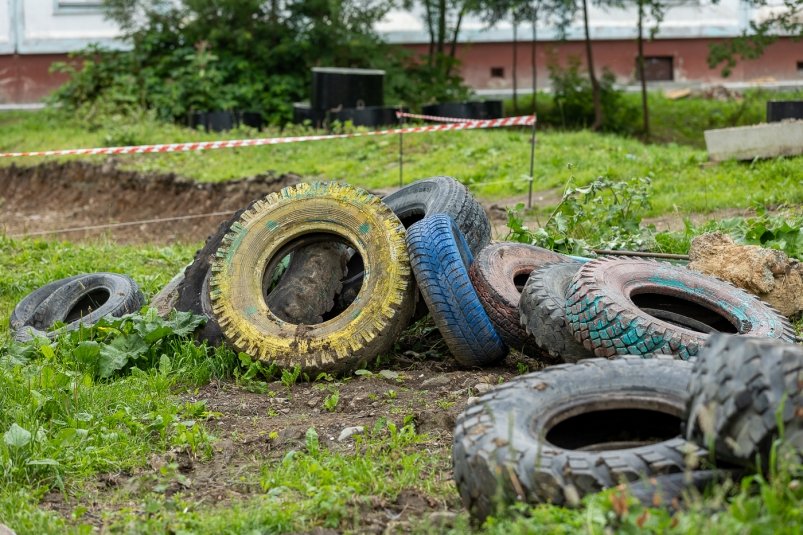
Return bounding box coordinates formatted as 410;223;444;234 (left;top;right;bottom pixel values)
52;0;469;124
708;0;803;76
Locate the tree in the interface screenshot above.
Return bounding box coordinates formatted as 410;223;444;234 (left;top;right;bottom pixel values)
708;0;803;76
420;0;480;76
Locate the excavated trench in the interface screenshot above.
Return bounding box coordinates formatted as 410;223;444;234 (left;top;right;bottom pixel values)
0;161;302;244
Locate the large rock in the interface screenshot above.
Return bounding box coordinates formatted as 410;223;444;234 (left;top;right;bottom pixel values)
688;232;803;319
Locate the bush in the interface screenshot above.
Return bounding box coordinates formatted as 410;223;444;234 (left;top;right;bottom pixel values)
50;0;470;126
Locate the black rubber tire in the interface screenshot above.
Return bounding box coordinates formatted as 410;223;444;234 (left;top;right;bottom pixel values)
11;273;144;342
565;257;795;359
685;333;803;467
519;262;594;363
407;215;507;367
10;274;85;337
383;176;491;255
174;205;254;345
625;470;738;509
150;264;190;317
468;243;566;360
452;357;704;520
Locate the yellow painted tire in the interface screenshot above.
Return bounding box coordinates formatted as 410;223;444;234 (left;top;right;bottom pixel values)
210;182;415;374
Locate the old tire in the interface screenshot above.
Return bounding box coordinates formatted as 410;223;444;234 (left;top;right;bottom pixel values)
519;262;594;363
210;182;415;375
625;470;738;509
11;273;145;342
150;264;190;318
407;214;507;367
565;258;795;359
452;357;704;520
174;205;255;345
685;333;803;467
468;243;565;359
383;176;491;255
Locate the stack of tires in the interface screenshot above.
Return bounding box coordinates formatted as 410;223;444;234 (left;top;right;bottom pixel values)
9;176;801;521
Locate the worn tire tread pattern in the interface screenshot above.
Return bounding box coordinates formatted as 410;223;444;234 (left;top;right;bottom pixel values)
685;334;803;466
407;215;506;367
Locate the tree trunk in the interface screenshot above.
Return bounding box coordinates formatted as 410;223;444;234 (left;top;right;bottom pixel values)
581;0;603;130
447;4;468;76
425;0;436;66
513;20;519;114
531;6;538;115
437;0;447;56
637;0;650;139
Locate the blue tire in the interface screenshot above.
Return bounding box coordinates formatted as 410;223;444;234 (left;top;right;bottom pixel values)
406;214;507;366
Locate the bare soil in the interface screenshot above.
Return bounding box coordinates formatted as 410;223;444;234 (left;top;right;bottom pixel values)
0;161;300;244
40;332;538;531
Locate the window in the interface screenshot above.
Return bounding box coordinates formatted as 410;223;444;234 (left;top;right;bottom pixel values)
797;61;803;75
638;56;674;81
57;1;104;8
490;67;505;78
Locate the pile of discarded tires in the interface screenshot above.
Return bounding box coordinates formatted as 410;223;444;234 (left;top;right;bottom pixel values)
11;176;794;372
9;176;801;519
453;334;803;520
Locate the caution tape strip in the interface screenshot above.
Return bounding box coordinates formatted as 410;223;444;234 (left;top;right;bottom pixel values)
395;111;474;123
0;115;535;158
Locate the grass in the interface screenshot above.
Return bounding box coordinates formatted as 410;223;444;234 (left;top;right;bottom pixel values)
1;236;802;533
1;106;802;217
1;98;802;532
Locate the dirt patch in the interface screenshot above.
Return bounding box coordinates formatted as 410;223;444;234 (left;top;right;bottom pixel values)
0;161;301;244
688;232;803;319
39;341;538;531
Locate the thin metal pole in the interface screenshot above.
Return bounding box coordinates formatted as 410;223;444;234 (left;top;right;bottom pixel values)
592;249;690;261
527;114;536;208
398;107;404;188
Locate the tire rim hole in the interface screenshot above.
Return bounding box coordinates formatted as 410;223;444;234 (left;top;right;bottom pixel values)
513;273;529;293
546;407;682;451
65;289;110;324
262;233;363;325
399;212;425;229
630;293;738;334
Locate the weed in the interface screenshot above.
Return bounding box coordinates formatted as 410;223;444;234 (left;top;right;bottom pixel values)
323;390;340;412
506;176;654;254
281;365;303;388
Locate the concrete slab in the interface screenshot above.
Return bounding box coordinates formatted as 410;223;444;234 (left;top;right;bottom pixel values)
705;120;803;161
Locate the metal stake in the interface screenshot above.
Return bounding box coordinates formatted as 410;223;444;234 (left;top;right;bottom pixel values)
528;114;536;208
398;107;404;188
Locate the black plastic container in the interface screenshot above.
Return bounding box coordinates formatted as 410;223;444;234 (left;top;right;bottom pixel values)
421;100;504;120
311;67;385;111
239;111;264;130
292;103;325;127
189;110;238;132
329;106;405;127
767;101;803;123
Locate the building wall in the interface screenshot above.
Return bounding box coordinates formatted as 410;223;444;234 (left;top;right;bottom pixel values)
404;37;803;91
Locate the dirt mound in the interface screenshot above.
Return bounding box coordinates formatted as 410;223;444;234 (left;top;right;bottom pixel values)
688;232;803;319
0;161;301;244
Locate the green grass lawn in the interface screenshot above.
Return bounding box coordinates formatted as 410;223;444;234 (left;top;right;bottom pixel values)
1;103;802;533
1;108;801;217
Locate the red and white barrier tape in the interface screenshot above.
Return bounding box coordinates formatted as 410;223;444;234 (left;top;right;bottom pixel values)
0;115;535;158
395;111;473;123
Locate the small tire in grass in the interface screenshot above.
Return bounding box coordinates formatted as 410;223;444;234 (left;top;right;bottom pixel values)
406;214;507;367
11;273;145;342
565;258;795;359
452;356;704;520
685;333;803;468
468;243;566;359
210;182;415;375
519;262;594;363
